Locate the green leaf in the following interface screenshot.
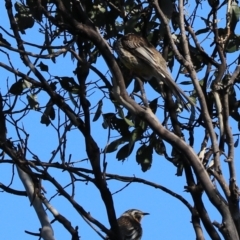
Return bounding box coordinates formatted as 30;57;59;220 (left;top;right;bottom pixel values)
138;119;147;131
230;0;240;32
27;94;39;110
93;100;103;122
128;128;142;152
37;61;49;72
226;35;240;53
124;117;134;127
117;107;125;119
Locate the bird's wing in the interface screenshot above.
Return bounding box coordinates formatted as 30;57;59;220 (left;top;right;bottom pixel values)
122;35;165;76
121;226;141;240
117;215;142;240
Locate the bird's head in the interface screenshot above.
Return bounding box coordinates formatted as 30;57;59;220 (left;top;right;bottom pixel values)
122;209;149;223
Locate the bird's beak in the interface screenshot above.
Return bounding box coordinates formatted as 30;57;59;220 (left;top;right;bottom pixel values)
142;212;149;216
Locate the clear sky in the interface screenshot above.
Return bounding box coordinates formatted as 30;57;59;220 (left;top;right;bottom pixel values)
0;1;239;240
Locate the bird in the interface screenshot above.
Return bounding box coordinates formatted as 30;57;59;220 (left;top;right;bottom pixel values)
115;33;194;109
105;209;149;240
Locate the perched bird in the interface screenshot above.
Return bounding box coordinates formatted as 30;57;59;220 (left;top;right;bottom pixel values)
106;209;149;240
115;33;194;109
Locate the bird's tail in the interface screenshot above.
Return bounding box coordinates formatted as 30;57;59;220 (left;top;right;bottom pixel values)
155;71;195;111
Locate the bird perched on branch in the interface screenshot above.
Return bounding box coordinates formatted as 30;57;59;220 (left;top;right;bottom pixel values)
115;33;194;110
106;209;149;240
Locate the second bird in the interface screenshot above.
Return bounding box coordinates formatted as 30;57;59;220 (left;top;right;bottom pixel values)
105;209;149;240
115;33;193;109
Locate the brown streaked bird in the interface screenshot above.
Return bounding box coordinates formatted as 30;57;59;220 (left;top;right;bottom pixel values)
105;209;149;240
115;33;194;109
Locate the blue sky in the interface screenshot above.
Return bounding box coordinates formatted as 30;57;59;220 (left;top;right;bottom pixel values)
0;1;239;240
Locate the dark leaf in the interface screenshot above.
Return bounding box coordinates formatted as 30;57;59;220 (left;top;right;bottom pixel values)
125;14;141;33
69;92;79;108
188;105;197;126
50;82;57;91
207;0;219;8
200;17;211;27
27;94;39;110
0;33;11;46
105;137;127;153
234;137;239;148
27;0;45;22
149;98;158;114
41;100;55;125
103;114;131;137
129;128;142;152
93;100;103;122
9;79;31;95
195;27;210;35
56;77;78;92
179;81;192;85
116;143;133;161
15;2;28;12
45;31;56;63
89;47;99;64
136;145;153;172
48;105;55;120
15;13;34;33
37;62;49;72
176;163;184;176
59;79;71;91
153;138;166;156
41;113;51;126
102;113;115;129
172;12;180;31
